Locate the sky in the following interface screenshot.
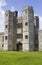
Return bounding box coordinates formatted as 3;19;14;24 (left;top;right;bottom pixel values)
0;0;42;32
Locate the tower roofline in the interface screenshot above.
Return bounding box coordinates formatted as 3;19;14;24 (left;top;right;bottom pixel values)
5;10;18;13
22;6;33;11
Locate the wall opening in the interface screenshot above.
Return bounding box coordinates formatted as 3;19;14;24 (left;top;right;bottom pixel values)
16;42;22;51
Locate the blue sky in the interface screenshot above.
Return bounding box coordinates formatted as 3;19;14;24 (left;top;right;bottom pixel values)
0;0;42;32
2;0;42;16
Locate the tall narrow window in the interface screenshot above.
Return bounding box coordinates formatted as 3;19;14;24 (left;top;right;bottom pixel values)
5;25;8;28
25;10;27;13
25;22;28;25
2;36;4;42
25;35;28;39
2;44;4;47
5;36;7;40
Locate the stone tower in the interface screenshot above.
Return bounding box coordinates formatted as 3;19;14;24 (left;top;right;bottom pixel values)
34;16;39;51
22;6;34;51
4;10;18;50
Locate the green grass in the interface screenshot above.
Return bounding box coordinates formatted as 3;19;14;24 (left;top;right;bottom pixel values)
0;51;42;65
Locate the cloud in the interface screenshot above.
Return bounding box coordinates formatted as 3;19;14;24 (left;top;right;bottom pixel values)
0;0;7;8
0;4;21;32
0;10;5;32
0;1;42;32
10;6;15;11
0;0;7;32
18;11;21;16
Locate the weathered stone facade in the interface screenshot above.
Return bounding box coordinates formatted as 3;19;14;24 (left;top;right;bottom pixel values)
4;10;18;50
39;30;42;51
34;16;39;51
0;32;4;50
0;6;40;51
22;6;34;51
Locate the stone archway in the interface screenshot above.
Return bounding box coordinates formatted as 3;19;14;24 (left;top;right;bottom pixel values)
16;42;22;51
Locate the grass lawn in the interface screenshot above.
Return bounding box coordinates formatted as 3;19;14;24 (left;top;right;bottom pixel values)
0;51;42;65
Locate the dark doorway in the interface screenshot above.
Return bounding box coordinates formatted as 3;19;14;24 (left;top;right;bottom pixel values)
16;43;22;51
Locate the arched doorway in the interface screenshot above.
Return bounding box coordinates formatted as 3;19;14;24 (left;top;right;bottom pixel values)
16;42;22;51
